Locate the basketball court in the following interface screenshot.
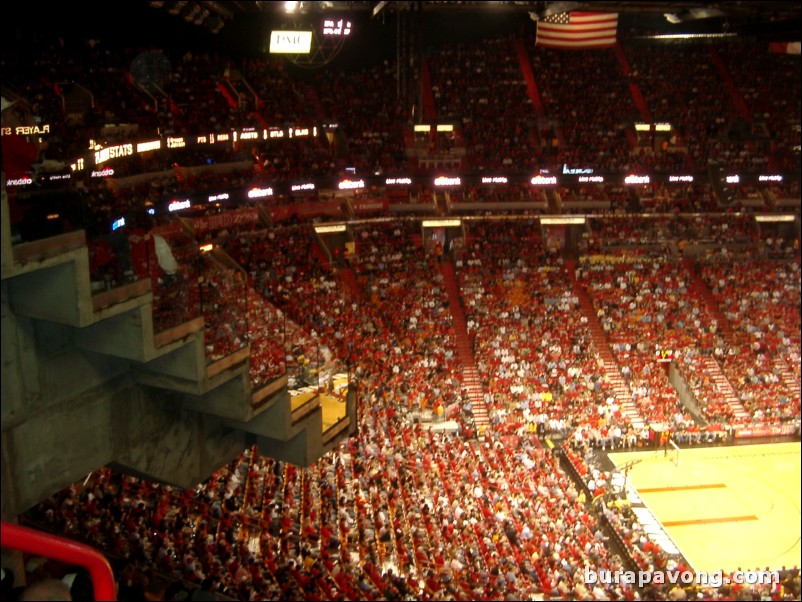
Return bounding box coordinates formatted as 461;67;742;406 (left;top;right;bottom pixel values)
608;442;801;573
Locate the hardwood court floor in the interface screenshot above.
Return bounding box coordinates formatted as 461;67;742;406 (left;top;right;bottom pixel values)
608;442;801;573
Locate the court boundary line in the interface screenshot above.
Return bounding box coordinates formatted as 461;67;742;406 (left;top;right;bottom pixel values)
611;454;696;572
638;483;727;494
662;515;759;527
629;483;697;571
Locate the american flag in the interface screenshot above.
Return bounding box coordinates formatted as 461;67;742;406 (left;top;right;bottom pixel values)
536;12;618;49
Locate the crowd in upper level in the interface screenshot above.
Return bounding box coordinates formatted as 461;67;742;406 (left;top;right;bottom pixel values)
3;19;800;195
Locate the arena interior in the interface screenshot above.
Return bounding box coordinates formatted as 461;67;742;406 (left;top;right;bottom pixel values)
1;1;801;600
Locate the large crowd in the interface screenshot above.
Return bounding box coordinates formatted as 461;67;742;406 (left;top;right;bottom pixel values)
9;207;800;601
3;13;801;602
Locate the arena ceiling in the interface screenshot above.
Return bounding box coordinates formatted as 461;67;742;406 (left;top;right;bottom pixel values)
220;0;802;22
223;1;801;20
166;1;801;41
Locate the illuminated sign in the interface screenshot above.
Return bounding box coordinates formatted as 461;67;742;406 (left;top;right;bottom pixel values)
0;124;50;136
541;217;586;225
111;217;126;231
338;179;365;190
5;177;32;187
95;143;133;164
314;224;347;233
167;137;186;149
353;201;386;211
291;183;316;192
578;175;604;183
322;19;351;36
136;140;161;153
634;123;651;132
436;124;454;132
434;176;461;187
239;131;259;140
168;199;191;212
269;30;313;54
91;167;115;178
725;175;740;184
624;175;650;185
46;174;71;181
563;165;593;174
293;127;309;137
386;177;412;185
754;215;795;223
758;175;783;182
531;175;557;185
655;123;672;132
422;219;461;228
197;135;209;144
481;177;508;184
669;175;694;182
413;125;431;132
199;243;214;253
248;187;274;198
216;133;230;142
269;129;285;139
208;193;230;202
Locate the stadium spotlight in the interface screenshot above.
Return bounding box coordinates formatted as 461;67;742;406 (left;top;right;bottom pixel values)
285;1;299;13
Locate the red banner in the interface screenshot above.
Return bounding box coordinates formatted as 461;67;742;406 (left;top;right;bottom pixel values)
269;205;295;223
190;208;260;235
295;200;342;218
269;201;343;223
152;220;184;237
352;197;389;214
735;424;796;438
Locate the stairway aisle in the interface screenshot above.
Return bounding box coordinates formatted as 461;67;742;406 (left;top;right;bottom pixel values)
570;263;644;429
683;258;732;337
708;46;752;121
773;356;802;402
440;260;489;434
699;356;750;421
514;38;546;118
311;240;331;270
614;42;652;124
420;58;438;121
337;265;362;301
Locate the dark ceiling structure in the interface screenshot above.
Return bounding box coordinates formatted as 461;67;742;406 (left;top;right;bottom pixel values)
228;0;802;22
227;1;800;18
148;0;801;44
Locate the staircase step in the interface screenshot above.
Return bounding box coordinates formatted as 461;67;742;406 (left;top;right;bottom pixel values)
441;261;491;428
